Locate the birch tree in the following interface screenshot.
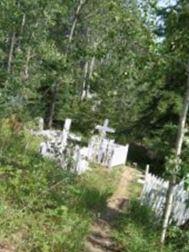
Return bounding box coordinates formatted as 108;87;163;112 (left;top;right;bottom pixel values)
47;0;87;128
161;61;189;244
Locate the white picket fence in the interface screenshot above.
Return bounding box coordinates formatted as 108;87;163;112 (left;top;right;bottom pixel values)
140;173;189;226
87;136;129;168
33;118;129;174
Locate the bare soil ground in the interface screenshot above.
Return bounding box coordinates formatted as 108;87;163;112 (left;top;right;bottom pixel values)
85;167;142;252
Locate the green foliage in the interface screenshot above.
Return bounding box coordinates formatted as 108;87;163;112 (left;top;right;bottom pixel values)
2;0;188;175
0;0;157;135
0;121;91;251
76;164;122;213
0;121;124;251
112;200;173;252
167;226;189;252
0;120;188;251
0;0;189;248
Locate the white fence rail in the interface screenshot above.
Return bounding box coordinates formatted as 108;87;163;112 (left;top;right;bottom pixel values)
140;173;189;226
88;136;129;168
33;118;129;174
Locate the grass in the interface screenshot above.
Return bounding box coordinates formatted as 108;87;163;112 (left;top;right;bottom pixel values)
111;200;174;252
109;170;183;252
0;162;122;251
76;164;123;213
0;119;188;251
0;120;123;251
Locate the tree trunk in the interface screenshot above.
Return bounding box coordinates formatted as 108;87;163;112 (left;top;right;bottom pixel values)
161;61;189;244
81;56;95;100
23;47;31;81
69;0;87;43
47;0;87;127
89;56;95;79
48;83;58;129
161;182;175;244
20;14;26;34
7;32;16;73
20;47;31;81
17;13;26;49
86;56;96;97
81;61;89;100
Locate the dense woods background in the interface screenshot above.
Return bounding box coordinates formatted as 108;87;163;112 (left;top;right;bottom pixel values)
0;0;189;251
0;0;188;171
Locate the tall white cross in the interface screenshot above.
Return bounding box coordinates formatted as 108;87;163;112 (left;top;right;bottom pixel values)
95;119;115;139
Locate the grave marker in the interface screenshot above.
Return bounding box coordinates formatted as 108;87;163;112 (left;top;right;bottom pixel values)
95;119;115;140
60;118;72;151
38;117;44;131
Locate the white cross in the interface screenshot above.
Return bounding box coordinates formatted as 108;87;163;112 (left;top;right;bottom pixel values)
95;119;115;139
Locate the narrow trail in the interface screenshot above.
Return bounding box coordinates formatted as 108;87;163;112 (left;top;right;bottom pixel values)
85;167;142;252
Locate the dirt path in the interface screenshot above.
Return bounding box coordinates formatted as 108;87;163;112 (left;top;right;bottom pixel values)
85;167;142;252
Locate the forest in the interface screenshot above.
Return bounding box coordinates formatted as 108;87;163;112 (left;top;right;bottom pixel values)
0;0;189;251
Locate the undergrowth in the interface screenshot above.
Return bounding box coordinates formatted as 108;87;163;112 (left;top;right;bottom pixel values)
0;118;187;251
112;200;173;252
111;195;189;251
0;119;121;251
0;121;88;251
